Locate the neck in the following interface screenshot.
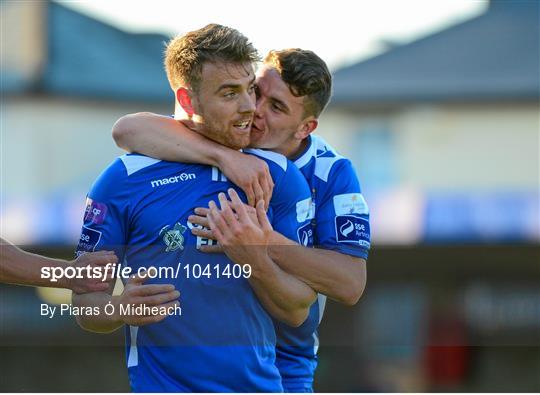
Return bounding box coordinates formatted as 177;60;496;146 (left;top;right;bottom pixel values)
277;137;308;160
174;102;196;130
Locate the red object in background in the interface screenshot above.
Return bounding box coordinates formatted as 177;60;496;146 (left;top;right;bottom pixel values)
424;312;469;387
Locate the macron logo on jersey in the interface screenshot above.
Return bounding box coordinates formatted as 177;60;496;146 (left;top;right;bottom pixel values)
150;173;196;188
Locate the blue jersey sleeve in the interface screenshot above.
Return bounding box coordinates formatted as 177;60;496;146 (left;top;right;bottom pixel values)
315;159;370;259
268;161;314;247
75;158;131;262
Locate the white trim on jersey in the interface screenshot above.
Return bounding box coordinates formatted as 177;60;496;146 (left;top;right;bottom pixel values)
312;293;328;355
313;332;319;355
294;136;317;169
120;154;161;176
245;148;288;171
211;166;228;182
127;325;139;367
294;135;345;182
318;294;327;324
314;156;344;182
211;166;219;181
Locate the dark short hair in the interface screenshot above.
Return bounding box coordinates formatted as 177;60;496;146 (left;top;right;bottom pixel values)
264;49;332;118
165;24;260;92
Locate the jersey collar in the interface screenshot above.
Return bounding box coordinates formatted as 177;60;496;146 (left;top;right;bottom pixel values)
293;135;317;169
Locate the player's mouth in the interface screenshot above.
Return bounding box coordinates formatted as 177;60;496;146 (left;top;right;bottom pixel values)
251;121;265;135
233;119;252;133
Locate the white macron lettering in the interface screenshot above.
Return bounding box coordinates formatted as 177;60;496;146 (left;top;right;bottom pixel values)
151;173;196;188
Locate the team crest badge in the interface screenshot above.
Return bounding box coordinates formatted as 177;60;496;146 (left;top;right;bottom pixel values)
160;222;187;252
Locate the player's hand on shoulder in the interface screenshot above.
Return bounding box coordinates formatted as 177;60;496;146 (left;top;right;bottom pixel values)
68;250;118;294
116;272;180;326
217;150;274;209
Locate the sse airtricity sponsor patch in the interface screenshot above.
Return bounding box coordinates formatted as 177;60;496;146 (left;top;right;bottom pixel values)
76;225;102;255
333;193;369;216
335;215;370;248
297;222;313;246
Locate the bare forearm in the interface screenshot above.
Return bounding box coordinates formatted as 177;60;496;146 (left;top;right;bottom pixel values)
112;113;232;166
269;232;367;306
0;240;71;288
72;291;123;333
248;254;316;326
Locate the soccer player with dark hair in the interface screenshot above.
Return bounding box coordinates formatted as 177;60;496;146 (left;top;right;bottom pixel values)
113;47;370;392
73;24;316;392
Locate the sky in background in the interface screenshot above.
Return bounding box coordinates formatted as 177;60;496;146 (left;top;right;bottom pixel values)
62;0;487;70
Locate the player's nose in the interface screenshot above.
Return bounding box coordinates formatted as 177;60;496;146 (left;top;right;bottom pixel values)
239;91;256;114
254;98;265;119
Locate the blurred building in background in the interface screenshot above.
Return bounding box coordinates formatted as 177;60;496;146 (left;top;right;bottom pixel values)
323;0;539;245
1;1;170;244
1;0;539;392
315;0;539;391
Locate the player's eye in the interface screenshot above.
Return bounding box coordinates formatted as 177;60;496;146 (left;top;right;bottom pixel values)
223;91;237;98
271;103;282;112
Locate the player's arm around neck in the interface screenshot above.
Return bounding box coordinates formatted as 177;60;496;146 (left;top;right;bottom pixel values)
112;112;273;207
268;233;367;306
113;112;225;165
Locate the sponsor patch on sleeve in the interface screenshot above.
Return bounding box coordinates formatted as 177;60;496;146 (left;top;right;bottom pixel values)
333;193;369;216
335;215;370;248
297;222;314;247
84;198;108;225
296;197;315;222
76;225;102;255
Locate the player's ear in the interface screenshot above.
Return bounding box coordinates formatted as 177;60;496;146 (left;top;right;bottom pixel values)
295;116;318;140
176;88;194;117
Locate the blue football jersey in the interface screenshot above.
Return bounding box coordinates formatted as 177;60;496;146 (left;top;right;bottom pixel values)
274;134;371;391
76;150;313;392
